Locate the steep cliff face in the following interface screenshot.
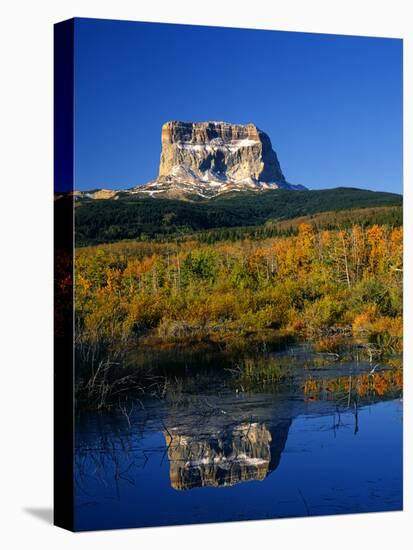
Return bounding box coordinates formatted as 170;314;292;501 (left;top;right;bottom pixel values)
159;121;286;183
135;121;305;199
75;120;307;201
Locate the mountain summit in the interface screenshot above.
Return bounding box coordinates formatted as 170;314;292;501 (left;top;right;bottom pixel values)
134;121;305;199
77;121;307;201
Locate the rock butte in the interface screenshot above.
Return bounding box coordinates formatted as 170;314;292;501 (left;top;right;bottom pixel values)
80;121;306;201
136;121;305;199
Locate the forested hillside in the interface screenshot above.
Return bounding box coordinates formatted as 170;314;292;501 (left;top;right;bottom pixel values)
74;187;402;245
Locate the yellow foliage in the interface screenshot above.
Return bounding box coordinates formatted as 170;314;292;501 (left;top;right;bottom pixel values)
370;316;403;338
352;305;379;334
74;223;403;346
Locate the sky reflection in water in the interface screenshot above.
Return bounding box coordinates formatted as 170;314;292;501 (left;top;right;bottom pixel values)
75;362;402;531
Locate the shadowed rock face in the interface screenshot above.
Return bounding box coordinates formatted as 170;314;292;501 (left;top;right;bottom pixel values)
136;121;305;199
165;420;291;490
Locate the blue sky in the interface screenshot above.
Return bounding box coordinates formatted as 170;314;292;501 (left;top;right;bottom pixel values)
74;18;402;193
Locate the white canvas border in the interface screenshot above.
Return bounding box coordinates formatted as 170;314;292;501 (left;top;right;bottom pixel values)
0;1;411;548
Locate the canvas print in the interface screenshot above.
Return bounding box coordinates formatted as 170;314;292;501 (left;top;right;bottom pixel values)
54;18;403;531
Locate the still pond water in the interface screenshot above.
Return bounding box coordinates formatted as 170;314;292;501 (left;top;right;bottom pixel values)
75;345;402;531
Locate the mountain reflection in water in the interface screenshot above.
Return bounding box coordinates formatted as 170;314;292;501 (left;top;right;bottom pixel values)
75;355;402;531
166;420;291;490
